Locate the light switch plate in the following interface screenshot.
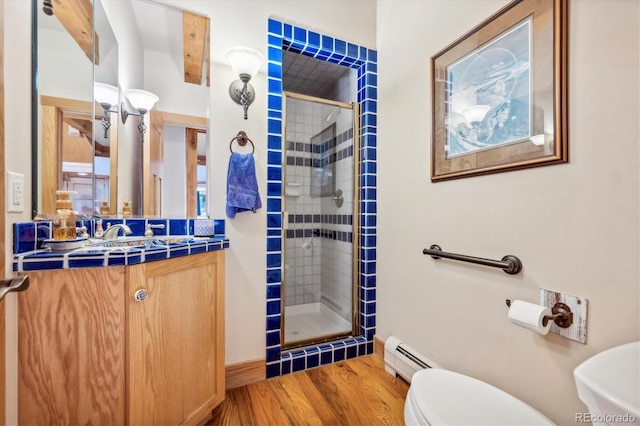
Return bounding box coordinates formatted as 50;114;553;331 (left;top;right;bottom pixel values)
540;289;588;344
7;172;24;213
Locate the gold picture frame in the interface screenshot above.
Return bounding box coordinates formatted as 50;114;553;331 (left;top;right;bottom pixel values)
431;0;568;181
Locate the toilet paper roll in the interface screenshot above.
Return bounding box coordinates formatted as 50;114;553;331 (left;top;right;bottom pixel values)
508;300;552;335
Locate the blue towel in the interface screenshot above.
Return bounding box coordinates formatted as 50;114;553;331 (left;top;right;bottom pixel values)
226;152;262;218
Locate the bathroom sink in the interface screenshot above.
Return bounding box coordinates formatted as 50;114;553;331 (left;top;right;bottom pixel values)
91;237;150;248
156;236;201;244
90;236;199;248
574;341;639;425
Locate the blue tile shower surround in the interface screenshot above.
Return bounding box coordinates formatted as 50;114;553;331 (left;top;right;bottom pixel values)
286;143;354;167
286;228;353;244
286;127;354;167
12;218;227;272
266;19;377;378
286;214;353;243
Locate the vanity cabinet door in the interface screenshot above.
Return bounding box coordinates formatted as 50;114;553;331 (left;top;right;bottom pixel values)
18;267;127;425
126;250;225;425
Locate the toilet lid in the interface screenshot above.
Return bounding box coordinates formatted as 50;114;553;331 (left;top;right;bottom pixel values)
410;369;554;425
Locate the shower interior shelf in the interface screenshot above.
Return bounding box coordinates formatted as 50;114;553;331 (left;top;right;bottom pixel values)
285;182;301;197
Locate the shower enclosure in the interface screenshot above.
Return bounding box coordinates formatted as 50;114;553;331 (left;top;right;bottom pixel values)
282;92;360;347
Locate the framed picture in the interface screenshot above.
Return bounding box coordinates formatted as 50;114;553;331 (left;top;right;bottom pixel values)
431;0;568;181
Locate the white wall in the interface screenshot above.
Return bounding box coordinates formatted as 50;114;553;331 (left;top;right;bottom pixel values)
143;49;209;118
38;28;93;101
376;1;640;425
161;124;187;217
3;2;35;423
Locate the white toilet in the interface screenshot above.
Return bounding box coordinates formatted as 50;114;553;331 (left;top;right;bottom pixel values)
404;368;554;425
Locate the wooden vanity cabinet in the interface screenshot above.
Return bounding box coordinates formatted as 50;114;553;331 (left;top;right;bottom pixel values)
126;251;225;425
18;250;225;425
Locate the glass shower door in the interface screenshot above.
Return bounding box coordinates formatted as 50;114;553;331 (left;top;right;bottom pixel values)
282;92;359;347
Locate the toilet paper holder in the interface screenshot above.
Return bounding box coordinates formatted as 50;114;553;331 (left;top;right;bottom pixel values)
505;299;573;328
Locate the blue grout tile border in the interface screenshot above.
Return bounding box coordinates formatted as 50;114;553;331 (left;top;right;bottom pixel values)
265;19;377;379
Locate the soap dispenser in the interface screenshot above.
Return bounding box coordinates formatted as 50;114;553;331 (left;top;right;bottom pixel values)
99;201;110;217
122;201;132;218
53;190;77;241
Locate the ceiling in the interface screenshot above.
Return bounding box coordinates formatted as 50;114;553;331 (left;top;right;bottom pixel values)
282;50;351;99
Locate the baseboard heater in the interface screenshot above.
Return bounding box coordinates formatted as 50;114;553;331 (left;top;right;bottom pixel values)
384;336;440;382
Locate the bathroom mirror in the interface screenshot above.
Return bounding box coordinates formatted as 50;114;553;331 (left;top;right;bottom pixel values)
33;0;117;217
115;1;210;218
32;0;210;218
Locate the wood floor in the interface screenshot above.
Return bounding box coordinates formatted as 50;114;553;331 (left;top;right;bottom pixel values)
208;355;409;425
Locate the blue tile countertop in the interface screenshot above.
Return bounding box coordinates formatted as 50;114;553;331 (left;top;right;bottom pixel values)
12;218;229;272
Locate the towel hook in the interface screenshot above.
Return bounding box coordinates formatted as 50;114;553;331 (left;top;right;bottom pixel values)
229;130;255;154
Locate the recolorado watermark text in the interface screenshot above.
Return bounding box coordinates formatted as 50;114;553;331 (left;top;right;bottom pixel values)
576;413;637;424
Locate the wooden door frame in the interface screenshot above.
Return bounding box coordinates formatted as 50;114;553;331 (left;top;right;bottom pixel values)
39;96;118;215
146;111;207;217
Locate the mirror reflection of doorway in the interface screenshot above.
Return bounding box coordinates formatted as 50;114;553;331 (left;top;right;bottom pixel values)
160;124;207;218
60;115;97;217
62;113;112;217
282;91;360;347
146;111;208;218
40;97;116;218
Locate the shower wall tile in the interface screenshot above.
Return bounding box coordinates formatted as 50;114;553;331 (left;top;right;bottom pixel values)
266;18;377;379
283;94;355;311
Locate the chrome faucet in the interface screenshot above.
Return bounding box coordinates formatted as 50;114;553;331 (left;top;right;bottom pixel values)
102;223;133;240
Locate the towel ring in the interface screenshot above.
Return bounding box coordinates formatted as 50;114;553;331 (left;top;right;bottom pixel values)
229;131;255;154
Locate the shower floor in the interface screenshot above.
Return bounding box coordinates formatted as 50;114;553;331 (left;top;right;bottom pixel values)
284;302;351;345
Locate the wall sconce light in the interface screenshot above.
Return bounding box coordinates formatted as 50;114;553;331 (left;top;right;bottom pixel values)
121;89;159;141
94;83;119;139
225;46;265;120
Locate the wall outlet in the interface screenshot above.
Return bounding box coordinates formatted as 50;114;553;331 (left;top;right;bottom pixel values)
7;172;25;213
540;289;588;344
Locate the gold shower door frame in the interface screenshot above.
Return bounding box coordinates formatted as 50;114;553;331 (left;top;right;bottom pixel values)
281;91;361;349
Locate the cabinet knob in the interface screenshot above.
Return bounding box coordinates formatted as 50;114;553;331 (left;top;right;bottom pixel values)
134;289;148;301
